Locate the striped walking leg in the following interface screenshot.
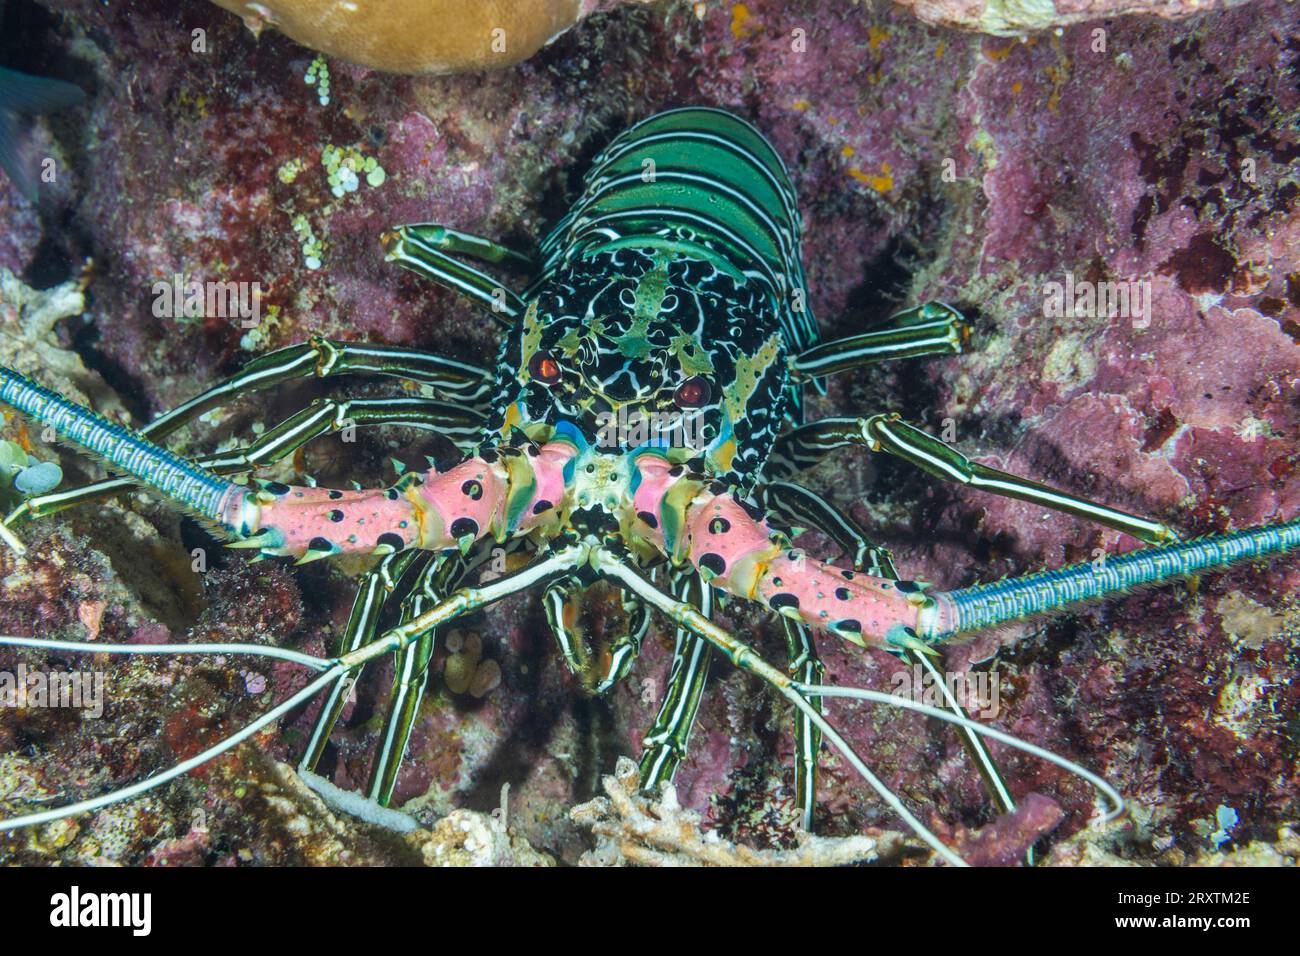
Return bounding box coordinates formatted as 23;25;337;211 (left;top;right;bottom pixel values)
764;415;1176;545
6;338;493;525
789;302;968;383
637;570;715;795
780;617;823;831
367;549;482;805
759;479;898;576
299;550;426;774
542;578;652;694
382;223;533;323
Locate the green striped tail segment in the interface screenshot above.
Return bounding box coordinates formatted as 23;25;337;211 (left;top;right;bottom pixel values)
918;518;1300;643
536;107;820;357
0;364;241;525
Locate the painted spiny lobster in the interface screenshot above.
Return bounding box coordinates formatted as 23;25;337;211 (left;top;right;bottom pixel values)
1;108;1296;865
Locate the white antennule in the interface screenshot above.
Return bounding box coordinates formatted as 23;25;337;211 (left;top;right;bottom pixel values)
798;683;1125;822
0;636;344;832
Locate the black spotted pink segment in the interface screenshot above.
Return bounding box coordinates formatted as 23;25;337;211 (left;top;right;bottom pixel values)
222;483;418;558
221;447;577;560
223;457;506;558
628;454;923;648
678;490;922;648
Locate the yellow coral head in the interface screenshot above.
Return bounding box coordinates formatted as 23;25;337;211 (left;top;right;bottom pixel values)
210;0;601;74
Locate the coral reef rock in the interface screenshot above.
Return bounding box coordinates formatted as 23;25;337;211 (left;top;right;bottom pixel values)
571;758;911;866
209;0;654;73
894;0;1257;36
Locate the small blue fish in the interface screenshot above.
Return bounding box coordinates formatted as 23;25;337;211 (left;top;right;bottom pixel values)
0;64;83;200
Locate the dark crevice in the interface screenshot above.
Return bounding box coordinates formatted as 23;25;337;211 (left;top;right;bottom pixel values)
0;0;80;79
66;315;153;423
22;220;80;288
3;0;96;288
837;234;917;333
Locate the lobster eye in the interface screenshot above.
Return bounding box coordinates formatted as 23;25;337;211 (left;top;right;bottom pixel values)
674;376;712;408
529;352;561;385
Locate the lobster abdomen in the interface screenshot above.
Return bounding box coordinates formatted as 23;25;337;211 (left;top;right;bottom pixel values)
537;107;820;358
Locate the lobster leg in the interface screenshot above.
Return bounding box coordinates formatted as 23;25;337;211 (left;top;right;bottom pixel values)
761;479;1015;836
304;545;507;805
862;414;1177;545
6;341;493;524
595;549;966;866
17;395;487;525
753;485;842;830
638;570;714;796
142;335;493;437
367;549;477;805
764;417;865;478
595;590;647;697
780;617;822;831
759;478;1019;837
542;578;596;679
299;550;426;774
382;223;533;324
201;395;485;473
388;223;534;272
542;578;653;693
788;302;968;383
765;415;1176;545
759;479;897;575
596;587;653;694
